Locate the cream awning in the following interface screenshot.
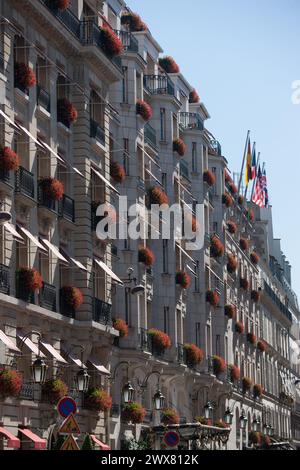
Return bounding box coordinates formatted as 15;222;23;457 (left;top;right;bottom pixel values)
40;342;68;364
41;239;69;263
91;167;119;195
88;359;110;375
4;223;24;241
94;259;123;285
60;247;87;272
18;227;47;252
17;334;46;358
0;330;21;353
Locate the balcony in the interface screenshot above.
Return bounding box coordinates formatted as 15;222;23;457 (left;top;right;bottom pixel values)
37;85;51;112
114;30;138;53
93;298;112;325
0;264;10;295
209;139;222;157
60;288;75;319
139;328;166;358
143;75;175;96
90;119;105;145
15;167;35;199
179;112;204;131
58;194;75;222
39;282;56;312
144;122;157;149
0;169;11;185
38;182;56;212
264;280;292;322
19;381;34;401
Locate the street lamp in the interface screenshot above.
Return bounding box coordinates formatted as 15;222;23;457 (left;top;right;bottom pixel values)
75;368;90;393
31;357;48;385
204;401;214;420
252;416;261;432
239;410;248;430
122;381;135;403
153;389;165;411
224;407;234;426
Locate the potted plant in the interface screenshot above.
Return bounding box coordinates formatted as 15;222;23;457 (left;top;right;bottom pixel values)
227;254;238;273
147;186;169;206
175;270;191;289
60;286;84;311
16;267;43;299
100;27;124;57
222;193;233;208
161;408;180;425
227;221;237;234
242;376;252;393
52;0;70;10
0;147;20;171
183;344;204;367
240;278;249;291
158;56;180;74
247;332;257;345
210;236;224;258
206;290;220;307
81;434;95;450
229;364;240;382
203;169;216;187
138;247;155;267
249;431;262;446
195;416;210;426
239;237;249;251
14;62;36;90
110;161;126;184
122;402;146;424
212;355;226;376
173;138;186;157
189;89;200;103
214;420;229;429
136;99;153;121
0;369;23;397
121;12;147;32
247;209;255;222
257;340;267;353
85;388;112;412
250;251;260;265
253;384;263;399
228;181;238;195
40;177;64;201
57;98;78;127
260;434;271;448
235;321;245;334
42;378;68;404
148;329;171;353
224;304;237;320
251;290;261;303
113;318;129;338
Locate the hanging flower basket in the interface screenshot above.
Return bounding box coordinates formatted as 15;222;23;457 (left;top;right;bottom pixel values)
222;193;233;208
227;254;238;273
187;213;199;234
40;177;64;201
173;138;186;157
52;0;70;10
228;181;238;195
60;286;83;311
136;99;153;121
235;321;245;334
224;304;237;320
210;236;224;258
161;408;180;426
85;388;112;412
249;431;262;446
203;169;216;187
240;278;249;291
122;402;146;424
189;89;200;104
214;420;229;429
57;98;78;127
247;332;257;345
247;209;255;222
16;267;43;293
148;329;171;352
253;384;263;399
238;195;245;205
147;186;169;206
251;290;261;303
138;247;155;267
257;340;267;353
158;56;180;74
229;364;240;382
121;12;148;32
183;344;204;367
242;376;252;393
175;271;191;289
110;161;126;184
14;62;36;90
42;378;68;404
227;221;237;234
0;369;23;397
113;318;129;338
206;290;220;307
100;27;124;57
260;434;271;448
250;251;260;265
239;237;249;251
212;355;226;376
0;147;20;171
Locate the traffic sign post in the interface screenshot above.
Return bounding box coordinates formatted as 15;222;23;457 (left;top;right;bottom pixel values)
60;434;80;451
163;431;180;448
57;396;77;419
59;413;81;435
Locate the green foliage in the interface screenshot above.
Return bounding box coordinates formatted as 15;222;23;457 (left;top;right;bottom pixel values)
81;434;95;450
122;437;150;450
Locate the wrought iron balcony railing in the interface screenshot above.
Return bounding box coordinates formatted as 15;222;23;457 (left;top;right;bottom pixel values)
264;280;292;322
15;167;35;199
0;168;10;184
58;194;75;222
114;30;138;53
60;288;75;319
93;298;112;325
19;381;35;401
144;122;157;149
139;328;166;358
38;182;56;212
37;85;51;112
39;282;56;312
143;75;175;96
179;112;204;131
0;264;10;295
90;119;105;145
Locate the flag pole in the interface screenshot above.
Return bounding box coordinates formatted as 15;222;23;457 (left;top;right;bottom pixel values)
237;130;250;194
250;151;260;200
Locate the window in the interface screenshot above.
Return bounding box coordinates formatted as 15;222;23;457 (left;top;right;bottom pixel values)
36;56;47;89
194;261;200;292
160;108;166;141
90;89;104;127
122;66;128;103
196;322;201;347
216;334;221;356
39;250;50;284
164;307;169;334
192;143;197;172
163;239;168;273
57;74;69;100
93;264;105;300
212;167;217;194
136;72;142;100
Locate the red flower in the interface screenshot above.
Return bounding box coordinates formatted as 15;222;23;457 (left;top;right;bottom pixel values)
0;147;20;171
85;388;112;412
235;321;245;334
100;27;124;57
138;247;155;267
158;56;180;74
0;369;23;397
147;186;169;206
260;434;271;448
189;89;200;103
121;12;148;32
113;319;129;338
148;329;171;351
242;376;252;392
227;254;238;273
227;221;237;234
225;170;232;183
203;170;216;187
222;193;233;208
228;182;238;195
176;271;191;289
61;286;84;310
52;0;70;10
122;402;146;424
161;408;180;425
249;431;262;445
110;161;126;184
251;290;261;303
206;290;220;307
240;278;249;291
57;98;78;126
247;332;257;345
136;99;153;121
239;237;249;251
257;340;267;353
213;355;226;375
250;251;260;265
184;344;204;367
43;378;68;404
253;384;263;398
173;138;186;157
210;236;224;258
14;62;36;89
247;209;255;222
229;364;240;382
238;195;244;205
16;268;43;293
224;304;237;320
40;177;64;201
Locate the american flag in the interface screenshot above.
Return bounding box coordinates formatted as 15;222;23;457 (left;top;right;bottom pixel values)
252;166;265;207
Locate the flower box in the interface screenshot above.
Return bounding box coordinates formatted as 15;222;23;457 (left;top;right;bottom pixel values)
57;98;78;127
189;89;200;103
239;237;249;251
85;388;112;412
100;27;124;57
222;193;233;207
138;247;155;267
183;344;204;367
175;270;191;289
60;286;83;311
158;56;180;74
16;267;43;296
0;147;20;171
247;332;257;345
212;355;226;376
253;384;263;398
224;304;237;319
14;62;36;90
39;177;64;201
148;329;171;352
229;364;240;382
250;251;260;265
0;369;23;397
42;378;68;404
227;221;237;234
147;186;169;206
203;169;216;187
122;402;146;424
110;161;126;184
235;321;245;334
210;236;224;258
247;209;255;222
113;318;129;338
161;408;180;426
257;340;267;353
206;290;220;307
173;138;186;157
242;376;252;393
136;99;153;121
121;12;147;32
227;254;238;273
249;431;262;445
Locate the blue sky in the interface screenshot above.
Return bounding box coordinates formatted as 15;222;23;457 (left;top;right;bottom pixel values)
128;0;300;299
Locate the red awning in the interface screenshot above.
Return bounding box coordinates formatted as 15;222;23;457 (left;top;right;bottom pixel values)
90;435;110;450
18;428;46;450
0;427;20;449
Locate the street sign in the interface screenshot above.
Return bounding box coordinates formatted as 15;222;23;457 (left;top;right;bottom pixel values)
163;431;180;448
60;434;80;451
57;396;77;418
59;413;81;435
